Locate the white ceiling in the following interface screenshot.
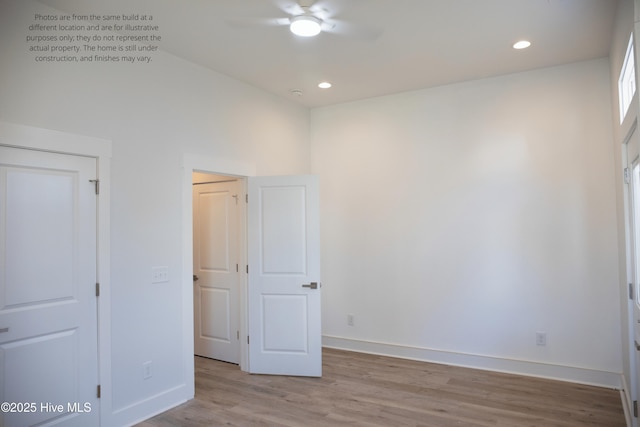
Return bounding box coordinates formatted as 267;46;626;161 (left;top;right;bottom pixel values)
39;0;618;107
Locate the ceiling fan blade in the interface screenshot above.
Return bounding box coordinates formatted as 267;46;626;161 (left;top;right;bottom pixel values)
320;21;335;32
279;0;305;17
309;7;331;21
225;16;290;29
323;20;384;42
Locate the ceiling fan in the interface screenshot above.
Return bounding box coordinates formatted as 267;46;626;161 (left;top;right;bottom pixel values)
225;0;382;40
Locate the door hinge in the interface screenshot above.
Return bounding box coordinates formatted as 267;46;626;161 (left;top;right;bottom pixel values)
246;265;249;274
96;283;100;297
236;264;239;273
246;194;248;203
97;385;101;399
634;399;638;417
89;179;100;194
237;330;239;340
247;335;250;344
630;283;634;301
625;168;631;184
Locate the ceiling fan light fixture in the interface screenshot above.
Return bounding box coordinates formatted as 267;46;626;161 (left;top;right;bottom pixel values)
513;40;531;50
290;15;322;37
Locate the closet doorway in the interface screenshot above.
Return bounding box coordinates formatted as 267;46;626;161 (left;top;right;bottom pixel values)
192;172;243;364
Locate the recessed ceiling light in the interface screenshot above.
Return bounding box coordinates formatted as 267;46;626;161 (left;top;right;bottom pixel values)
513;40;531;50
290;89;303;96
318;82;332;89
290;16;322;37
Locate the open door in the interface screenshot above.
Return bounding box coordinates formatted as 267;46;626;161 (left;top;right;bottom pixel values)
247;175;321;376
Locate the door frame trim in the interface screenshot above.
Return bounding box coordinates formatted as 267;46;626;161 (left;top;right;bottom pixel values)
182;154;255;393
0;121;112;425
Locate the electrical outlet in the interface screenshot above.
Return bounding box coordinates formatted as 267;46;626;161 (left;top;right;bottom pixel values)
536;332;547;346
347;314;355;326
143;361;152;379
151;266;169;283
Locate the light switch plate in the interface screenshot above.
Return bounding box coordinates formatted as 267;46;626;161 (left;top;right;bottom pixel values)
152;266;169;283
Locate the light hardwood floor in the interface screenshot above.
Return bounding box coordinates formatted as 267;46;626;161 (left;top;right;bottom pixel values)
137;348;625;427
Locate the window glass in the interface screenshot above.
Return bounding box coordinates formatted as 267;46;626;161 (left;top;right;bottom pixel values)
619;34;636;124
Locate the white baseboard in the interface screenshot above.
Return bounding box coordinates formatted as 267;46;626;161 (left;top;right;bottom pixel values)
323;335;622;389
108;383;192;427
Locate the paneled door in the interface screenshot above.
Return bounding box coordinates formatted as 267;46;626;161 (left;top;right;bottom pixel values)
0;146;99;426
247;175;321;376
193;179;241;364
627;128;640;427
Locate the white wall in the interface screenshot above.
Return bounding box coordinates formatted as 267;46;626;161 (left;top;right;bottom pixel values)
0;0;310;424
312;58;622;386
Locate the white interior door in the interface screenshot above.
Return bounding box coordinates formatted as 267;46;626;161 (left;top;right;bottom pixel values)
627;129;640;426
193;179;241;364
0;146;99;427
247;175;321;376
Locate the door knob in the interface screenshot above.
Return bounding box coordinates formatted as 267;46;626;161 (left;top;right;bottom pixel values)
302;282;319;289
193;275;199;282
